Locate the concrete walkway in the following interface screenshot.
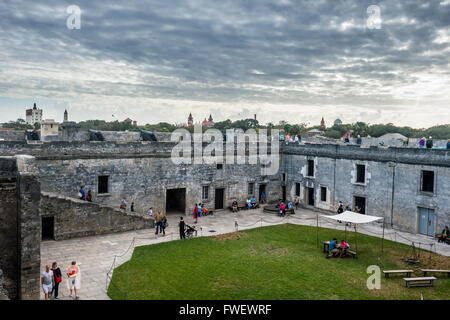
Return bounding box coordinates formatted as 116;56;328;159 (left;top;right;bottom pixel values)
40;206;450;300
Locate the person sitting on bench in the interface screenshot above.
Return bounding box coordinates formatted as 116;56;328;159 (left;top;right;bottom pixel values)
250;197;257;209
246;197;252;210
337;240;350;258
326;238;339;258
232;200;238;212
438;226;449;243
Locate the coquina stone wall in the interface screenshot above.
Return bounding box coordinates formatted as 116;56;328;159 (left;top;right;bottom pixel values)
0;155;41;300
40;192;154;240
281;144;450;234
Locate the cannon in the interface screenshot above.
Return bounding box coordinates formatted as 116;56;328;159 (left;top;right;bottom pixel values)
88;129;105;141
140;130;157;142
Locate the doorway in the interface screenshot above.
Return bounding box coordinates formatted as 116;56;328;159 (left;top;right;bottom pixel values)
42;217;54;240
282;186;286;202
306;187;314;206
418;207;435;236
215;188;224;209
259;184;266;202
166;188;186;214
353;196;366;214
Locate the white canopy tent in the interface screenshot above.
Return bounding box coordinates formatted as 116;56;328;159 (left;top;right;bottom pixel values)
318;211;385;254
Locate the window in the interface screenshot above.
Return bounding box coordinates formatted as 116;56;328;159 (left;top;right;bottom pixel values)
295;183;300;197
307;160;314;177
421;170;434;193
356;165;365;183
217;163;223;170
320;187;327;202
282;173;286;182
202;186;209;200
248;182;255;196
98;176;109;194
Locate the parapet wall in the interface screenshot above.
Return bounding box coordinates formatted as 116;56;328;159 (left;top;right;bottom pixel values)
40;192;155;240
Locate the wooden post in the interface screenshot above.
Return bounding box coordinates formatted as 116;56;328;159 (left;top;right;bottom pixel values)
316;213;319;248
345;223;347;241
381;217;385;255
354;224;358;253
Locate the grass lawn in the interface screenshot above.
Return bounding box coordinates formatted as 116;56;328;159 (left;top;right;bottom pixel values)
108;224;450;300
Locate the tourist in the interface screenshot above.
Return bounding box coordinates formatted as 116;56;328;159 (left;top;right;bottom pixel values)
179;217;186;239
155;210;163;235
120;197;127;211
78;186;85;200
161;214;167;236
419;137;426;148
250;196;257;209
279;202;286;217
193;203;198;223
232;199;238;212
294;197;299;210
147;207;153;217
287;201;295;214
246;197;252;210
51;262;62;299
337;201;344;214
426;136;433;149
86;190;92;202
131;202;135;212
67;261;80;299
337;240;350;258
344;137;350;145
326;238;339;258
197;203;203;217
41;265;54;300
261;191;266;204
438;226;449;243
356;135;362;146
447;139;450;150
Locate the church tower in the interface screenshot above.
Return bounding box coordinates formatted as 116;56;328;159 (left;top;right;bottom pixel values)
188;113;193;126
64;109;68;122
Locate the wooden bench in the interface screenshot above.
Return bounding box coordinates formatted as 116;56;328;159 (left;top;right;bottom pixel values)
346;250;357;259
383;270;413;278
323;241;330;253
421;269;450;278
403;277;437;288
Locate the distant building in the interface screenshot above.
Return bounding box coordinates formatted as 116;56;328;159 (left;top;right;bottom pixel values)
188;113;193;126
334;118;342;125
124;118;137;126
25;103;43;125
40;119;59;139
202;114;214;127
306;128;323;137
320;117;326;129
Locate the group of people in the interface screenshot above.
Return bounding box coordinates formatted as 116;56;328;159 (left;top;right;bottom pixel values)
154;210;168;235
78;186;92;202
326;238;351;258
276;198;297;217
193;203;211;223
418;136;434;149
41;261;80;300
246;197;258;209
438;226;449;244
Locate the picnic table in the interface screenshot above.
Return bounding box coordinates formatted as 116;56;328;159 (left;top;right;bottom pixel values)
323;241;330;253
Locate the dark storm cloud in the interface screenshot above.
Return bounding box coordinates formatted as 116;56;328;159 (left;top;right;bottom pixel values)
0;0;449;126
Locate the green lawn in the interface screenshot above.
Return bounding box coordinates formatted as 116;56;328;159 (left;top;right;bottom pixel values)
108;224;450;300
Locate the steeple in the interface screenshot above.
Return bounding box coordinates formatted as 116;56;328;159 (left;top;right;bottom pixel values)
64;109;68;122
187;113;193;126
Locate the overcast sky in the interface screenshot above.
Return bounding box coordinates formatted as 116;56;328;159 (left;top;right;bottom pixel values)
0;0;449;127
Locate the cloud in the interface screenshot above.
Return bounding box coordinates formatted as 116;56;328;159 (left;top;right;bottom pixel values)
0;0;449;127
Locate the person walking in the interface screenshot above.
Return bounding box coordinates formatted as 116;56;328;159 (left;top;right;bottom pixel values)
41;265;54;300
131;202;135;212
155;210;163;235
67;261;80;299
161;214;167;236
51;262;62;299
179;217;186;239
147;207;153;217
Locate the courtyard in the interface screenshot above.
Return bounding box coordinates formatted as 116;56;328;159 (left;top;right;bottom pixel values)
40;206;450;300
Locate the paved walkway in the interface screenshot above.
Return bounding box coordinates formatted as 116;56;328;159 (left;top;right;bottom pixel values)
40;206;450;300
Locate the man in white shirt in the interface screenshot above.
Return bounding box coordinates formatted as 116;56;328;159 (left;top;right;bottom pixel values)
147;207;153;216
41;265;54;300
